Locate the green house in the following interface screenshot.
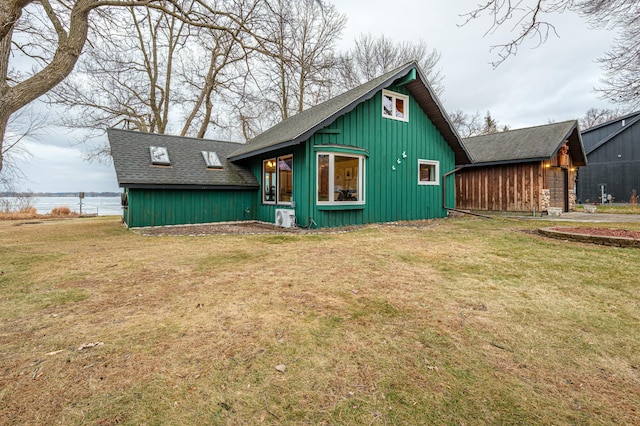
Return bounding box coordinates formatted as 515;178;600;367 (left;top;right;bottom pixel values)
109;62;472;228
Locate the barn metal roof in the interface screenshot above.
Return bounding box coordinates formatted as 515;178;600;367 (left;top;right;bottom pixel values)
461;120;587;167
582;111;640;155
108;128;259;189
228;61;471;165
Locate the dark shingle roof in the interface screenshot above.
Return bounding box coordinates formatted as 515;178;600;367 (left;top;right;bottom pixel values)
108;128;259;189
229;61;471;165
461;120;587;167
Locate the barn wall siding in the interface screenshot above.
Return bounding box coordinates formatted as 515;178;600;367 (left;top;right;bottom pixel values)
456;162;543;212
578;119;640;203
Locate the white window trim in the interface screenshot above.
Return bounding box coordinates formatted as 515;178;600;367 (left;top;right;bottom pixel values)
277;154;293;206
382;89;409;122
418;159;440;186
262;158;276;204
262;155;294;205
316;152;366;206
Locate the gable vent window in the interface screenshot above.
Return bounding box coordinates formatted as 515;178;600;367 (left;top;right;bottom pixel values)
202;151;223;169
149;146;170;165
382;89;408;122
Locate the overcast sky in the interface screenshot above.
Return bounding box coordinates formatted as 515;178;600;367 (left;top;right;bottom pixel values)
10;0;618;193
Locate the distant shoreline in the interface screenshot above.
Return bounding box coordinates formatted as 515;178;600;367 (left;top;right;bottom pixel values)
1;192;121;198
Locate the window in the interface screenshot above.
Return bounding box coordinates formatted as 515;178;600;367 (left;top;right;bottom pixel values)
202;151;223;168
263;155;293;204
317;153;365;205
418;160;439;185
382;90;408;122
149;146;170;165
278;155;293;203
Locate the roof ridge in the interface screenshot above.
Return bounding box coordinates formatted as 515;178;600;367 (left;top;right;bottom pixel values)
463;120;576;141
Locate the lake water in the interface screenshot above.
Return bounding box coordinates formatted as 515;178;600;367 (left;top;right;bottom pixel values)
3;196;123;216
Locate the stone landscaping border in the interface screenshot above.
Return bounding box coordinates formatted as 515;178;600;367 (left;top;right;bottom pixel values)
538;227;640;248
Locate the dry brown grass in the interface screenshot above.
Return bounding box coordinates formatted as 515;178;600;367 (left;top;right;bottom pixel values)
0;206;79;220
0;206;39;220
1;217;639;425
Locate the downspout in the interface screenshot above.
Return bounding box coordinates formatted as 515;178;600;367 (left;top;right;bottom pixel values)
442;166;465;211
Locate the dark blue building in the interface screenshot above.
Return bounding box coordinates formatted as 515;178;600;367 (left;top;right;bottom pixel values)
578;111;640;203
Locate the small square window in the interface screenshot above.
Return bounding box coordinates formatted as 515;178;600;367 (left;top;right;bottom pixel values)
382;90;408;122
202;151;223;168
418;160;439;185
149;146;170;165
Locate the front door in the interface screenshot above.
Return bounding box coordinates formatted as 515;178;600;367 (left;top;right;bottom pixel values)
548;167;568;211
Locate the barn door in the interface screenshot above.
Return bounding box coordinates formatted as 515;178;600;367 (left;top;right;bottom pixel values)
548;167;568;211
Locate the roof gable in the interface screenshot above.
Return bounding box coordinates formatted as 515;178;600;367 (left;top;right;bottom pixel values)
461;120;587;167
582;111;640;155
108;129;259;189
229;62;471;165
581;110;640;134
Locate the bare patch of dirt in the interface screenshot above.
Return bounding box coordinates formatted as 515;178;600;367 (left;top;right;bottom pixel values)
552;227;640;240
134;220;438;236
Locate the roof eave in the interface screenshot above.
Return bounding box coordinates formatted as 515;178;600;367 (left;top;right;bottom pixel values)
121;183;259;190
461;157;551;168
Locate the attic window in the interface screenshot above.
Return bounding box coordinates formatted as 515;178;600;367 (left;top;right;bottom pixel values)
382;90;408;122
149;146;170;165
202;151;223;169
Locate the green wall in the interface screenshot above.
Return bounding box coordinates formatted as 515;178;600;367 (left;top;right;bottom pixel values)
250;86;456;228
123;85;456;229
124;188;257;228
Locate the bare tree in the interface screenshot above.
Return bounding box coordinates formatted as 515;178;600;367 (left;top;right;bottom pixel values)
342;33;444;97
450;109;508;137
50;5;190;136
246;0;346;125
49;1;254;148
579;107;622;130
0;106;43;210
450;109;482;138
462;0;640;108
0;0;269;172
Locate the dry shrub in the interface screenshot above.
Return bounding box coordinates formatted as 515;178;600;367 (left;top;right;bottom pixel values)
0;206;39;220
631;189;637;210
50;206;77;217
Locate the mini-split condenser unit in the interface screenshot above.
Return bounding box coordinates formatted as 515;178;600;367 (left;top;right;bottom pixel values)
275;209;296;228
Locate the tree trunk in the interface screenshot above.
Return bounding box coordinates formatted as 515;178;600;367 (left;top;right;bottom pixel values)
0;0;94;172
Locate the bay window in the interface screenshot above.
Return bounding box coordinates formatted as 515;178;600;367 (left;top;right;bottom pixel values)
317;153;365;205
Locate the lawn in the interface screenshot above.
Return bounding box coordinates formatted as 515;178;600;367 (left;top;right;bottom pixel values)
1;216;639;425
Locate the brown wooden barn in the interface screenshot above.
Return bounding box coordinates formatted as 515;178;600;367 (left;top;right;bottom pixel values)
456;120;587;214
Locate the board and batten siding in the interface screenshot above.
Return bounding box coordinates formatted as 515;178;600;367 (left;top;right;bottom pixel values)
455;162;544;212
578;118;640;203
124;188;257;228
248;87;456;228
